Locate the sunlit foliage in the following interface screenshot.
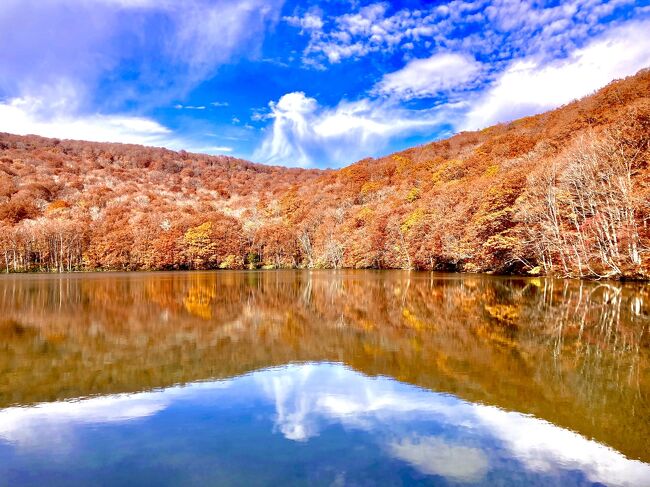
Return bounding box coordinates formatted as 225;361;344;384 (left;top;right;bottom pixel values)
0;69;648;278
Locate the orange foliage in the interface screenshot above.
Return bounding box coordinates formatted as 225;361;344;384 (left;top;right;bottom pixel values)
0;69;649;277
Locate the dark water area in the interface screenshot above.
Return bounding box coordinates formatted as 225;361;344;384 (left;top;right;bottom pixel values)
0;270;648;486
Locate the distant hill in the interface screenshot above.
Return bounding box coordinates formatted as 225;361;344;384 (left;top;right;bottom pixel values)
1;68;649;278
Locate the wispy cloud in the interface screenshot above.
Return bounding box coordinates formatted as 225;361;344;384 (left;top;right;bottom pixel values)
373;53;482;100
0;0;285;106
174;104;206;110
186;145;234;154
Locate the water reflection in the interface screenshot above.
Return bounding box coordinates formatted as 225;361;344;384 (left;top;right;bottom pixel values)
1;364;648;486
0;270;648;470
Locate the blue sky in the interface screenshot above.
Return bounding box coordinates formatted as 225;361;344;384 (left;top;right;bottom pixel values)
0;0;649;168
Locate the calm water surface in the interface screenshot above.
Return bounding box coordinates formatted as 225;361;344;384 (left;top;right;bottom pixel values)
0;270;648;486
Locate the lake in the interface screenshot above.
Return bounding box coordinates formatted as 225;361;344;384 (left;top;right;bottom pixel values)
0;270;648;486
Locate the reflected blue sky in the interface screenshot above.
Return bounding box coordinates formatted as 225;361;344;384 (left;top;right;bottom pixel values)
1;363;648;487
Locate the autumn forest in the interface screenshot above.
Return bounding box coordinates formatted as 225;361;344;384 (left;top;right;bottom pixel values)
1;69;649;279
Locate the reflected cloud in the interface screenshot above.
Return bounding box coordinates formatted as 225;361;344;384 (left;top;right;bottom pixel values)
257;364;650;486
257;364;468;441
0;380;231;448
0;363;648;486
475;406;650;487
0;393;168;449
266;367;319;441
390;436;489;483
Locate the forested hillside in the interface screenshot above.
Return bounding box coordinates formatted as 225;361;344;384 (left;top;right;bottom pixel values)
1;69;649;278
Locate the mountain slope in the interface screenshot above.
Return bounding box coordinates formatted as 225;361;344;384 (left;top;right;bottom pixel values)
1;69;649;278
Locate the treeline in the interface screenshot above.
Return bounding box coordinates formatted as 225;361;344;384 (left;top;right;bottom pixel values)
1;69;649;278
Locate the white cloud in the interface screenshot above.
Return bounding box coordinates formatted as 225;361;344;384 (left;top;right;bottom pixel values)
0;92;240;154
284;10;324;32
174;104;206;110
254;92;450;167
298;2;432;64
462;19;650;129
374;53;482;100
288;0;642;67
0;96;176;147
337;3;389;36
191;145;234;154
